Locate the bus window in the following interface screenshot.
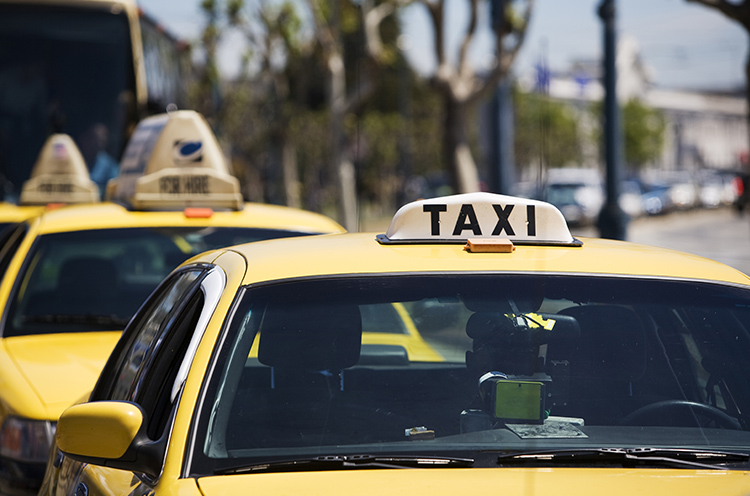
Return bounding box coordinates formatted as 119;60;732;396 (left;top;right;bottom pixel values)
0;0;189;201
140;12;189;112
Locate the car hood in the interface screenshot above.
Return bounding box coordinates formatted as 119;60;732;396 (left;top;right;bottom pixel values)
197;467;750;495
4;331;121;418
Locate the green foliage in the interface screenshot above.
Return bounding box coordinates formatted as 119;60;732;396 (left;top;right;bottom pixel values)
226;0;243;24
589;98;666;169
340;0;360;34
188;0;224;118
351;112;403;206
504;0;530;33
275;2;304;53
514;89;582;169
288;111;338;214
188;0;447;214
622;98;666;168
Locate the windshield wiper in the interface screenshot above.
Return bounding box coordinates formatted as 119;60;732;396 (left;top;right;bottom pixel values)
23;314;129;327
497;447;750;470
216;454;475;475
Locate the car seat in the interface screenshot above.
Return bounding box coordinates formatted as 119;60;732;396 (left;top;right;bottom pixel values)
230;302;363;448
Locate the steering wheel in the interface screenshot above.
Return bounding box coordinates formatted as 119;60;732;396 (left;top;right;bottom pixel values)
619;400;741;430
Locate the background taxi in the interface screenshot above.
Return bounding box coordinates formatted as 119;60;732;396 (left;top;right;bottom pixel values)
0;204;43;248
0;110;343;495
45;192;750;496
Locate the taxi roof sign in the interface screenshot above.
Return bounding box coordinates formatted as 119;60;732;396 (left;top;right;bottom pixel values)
107;110;243;211
377;192;581;246
19;134;100;206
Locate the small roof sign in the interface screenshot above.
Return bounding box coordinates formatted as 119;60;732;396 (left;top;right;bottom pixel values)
19;134;100;206
377;192;580;246
107;110;243;210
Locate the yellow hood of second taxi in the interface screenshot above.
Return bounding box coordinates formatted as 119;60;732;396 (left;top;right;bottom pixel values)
4;331;121;419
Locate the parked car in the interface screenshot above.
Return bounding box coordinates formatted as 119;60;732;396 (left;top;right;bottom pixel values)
618;180;644;219
543;168;604;226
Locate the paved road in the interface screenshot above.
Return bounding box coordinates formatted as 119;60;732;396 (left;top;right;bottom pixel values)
571;207;750;276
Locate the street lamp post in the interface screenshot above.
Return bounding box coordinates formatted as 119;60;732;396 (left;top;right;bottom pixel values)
489;0;514;195
596;0;628;240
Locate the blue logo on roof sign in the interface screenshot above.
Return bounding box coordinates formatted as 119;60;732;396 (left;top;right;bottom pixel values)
173;140;203;165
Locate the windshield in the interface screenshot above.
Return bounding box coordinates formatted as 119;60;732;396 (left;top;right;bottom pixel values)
0;4;134;198
191;274;750;474
4;227;305;337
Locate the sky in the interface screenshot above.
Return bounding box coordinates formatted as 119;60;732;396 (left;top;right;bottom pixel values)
141;0;748;91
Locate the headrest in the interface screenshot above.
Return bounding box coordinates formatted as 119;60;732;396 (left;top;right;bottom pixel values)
258;303;362;371
466;310;581;376
466;312;517;343
463;293;543;314
467;311;579;345
557;305;647;382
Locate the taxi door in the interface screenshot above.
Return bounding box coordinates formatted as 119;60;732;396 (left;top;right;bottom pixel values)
44;265;225;496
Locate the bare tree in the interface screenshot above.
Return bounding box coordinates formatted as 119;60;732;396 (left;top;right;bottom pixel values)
416;0;533;193
227;0;308;207
194;0;226;119
686;0;750;151
307;0;404;230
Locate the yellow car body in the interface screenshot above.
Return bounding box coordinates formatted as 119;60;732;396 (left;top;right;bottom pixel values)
45;193;750;496
0;201;344;415
0;107;344;495
0;201;343;495
360;302;444;362
0;203;45;225
0;203;45;246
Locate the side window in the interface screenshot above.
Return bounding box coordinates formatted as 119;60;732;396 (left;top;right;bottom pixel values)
92;266;226;443
92;268;204;402
0;222;26;279
138;289;204;439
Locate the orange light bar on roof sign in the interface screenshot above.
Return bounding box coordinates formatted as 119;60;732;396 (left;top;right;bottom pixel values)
183;207;214;219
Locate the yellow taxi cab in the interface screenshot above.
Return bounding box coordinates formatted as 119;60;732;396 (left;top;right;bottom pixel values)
0;135;85;254
44;192;750;495
0;110;343;495
0;203;43;240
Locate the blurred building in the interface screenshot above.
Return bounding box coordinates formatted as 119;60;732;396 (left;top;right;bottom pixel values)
518;35;748;172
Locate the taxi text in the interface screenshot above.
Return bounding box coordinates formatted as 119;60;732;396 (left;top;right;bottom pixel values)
423;203;536;237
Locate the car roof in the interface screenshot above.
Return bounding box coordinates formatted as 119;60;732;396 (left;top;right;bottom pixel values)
0;203;45;223
196;231;747;288
27;201;345;235
186;192;748;287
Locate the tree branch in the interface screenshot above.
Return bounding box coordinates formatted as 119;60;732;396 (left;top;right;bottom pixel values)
362;0;414;63
418;0;446;73
686;0;743;20
457;0;479;80
307;0;337;60
686;0;750;28
467;0;533;106
362;0;395;62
